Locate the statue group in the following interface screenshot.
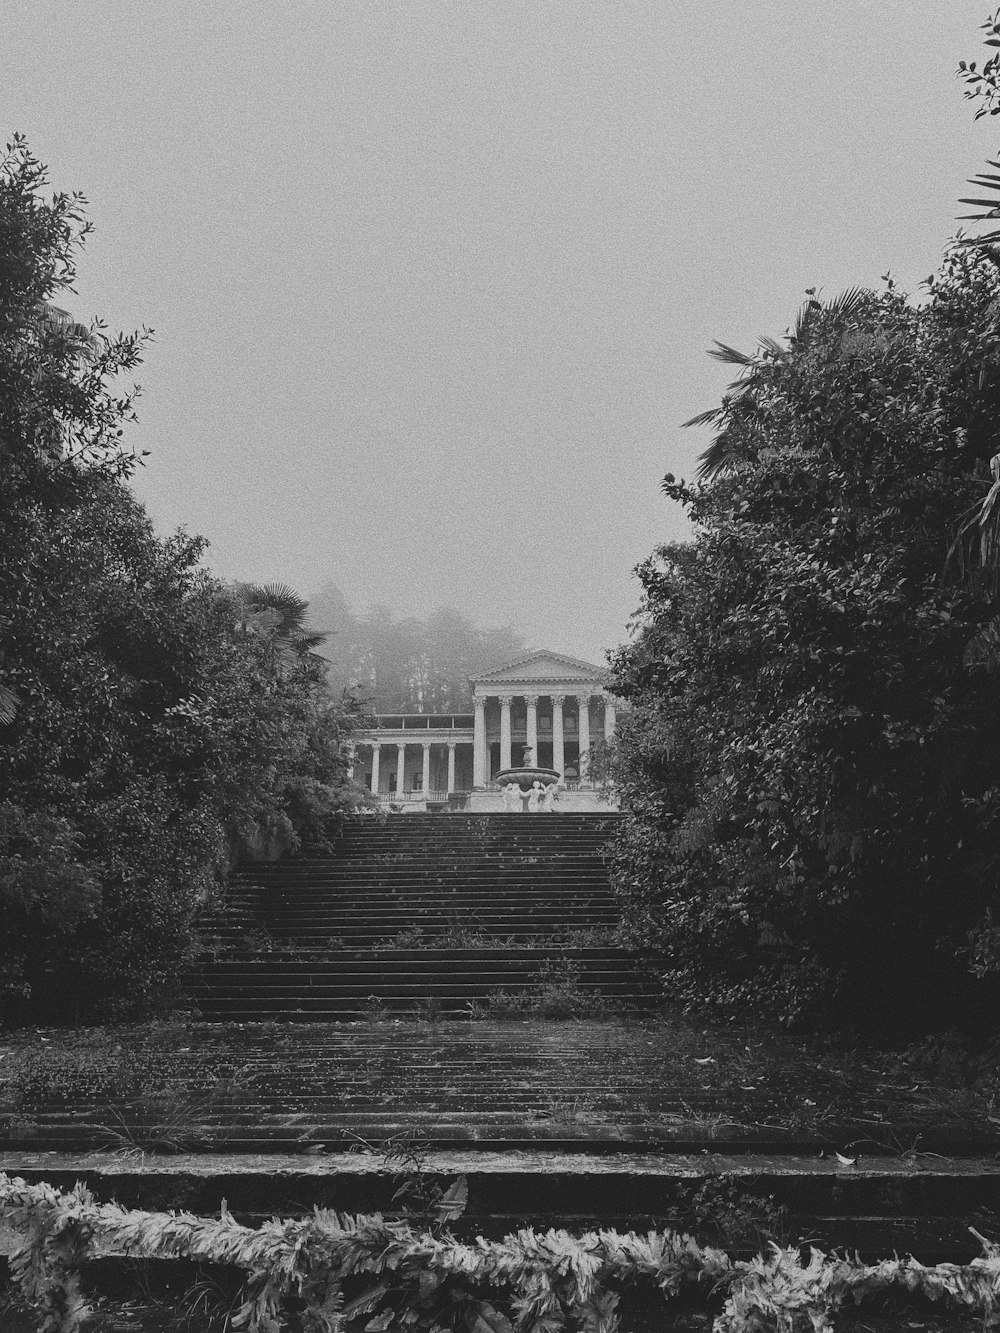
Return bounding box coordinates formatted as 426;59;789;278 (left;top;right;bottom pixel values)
501;780;559;812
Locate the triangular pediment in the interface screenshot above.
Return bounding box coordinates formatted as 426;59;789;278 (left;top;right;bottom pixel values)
472;649;607;685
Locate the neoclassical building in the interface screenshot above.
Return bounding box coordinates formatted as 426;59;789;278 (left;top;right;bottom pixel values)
352;650;617;811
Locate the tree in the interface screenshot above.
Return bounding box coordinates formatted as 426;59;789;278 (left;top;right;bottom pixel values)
0;136;147;481
609;251;1000;1028
0;140;365;1022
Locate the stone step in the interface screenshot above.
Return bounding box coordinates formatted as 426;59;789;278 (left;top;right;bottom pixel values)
216;919;622;935
3;1151;995;1263
193;988;654;1007
226;875;615;888
204;921;621;937
233;878;614;893
253;891;613;900
190;972;651;989
192;989;650;1002
207;939;620;951
193;813;633;1022
192;998;656;1019
197;948;634;965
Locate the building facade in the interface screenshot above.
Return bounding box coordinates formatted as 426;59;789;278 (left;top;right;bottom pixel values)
352;650;617;811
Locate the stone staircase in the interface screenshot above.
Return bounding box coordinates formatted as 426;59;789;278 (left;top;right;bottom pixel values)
191;813;658;1021
7;814;999;1266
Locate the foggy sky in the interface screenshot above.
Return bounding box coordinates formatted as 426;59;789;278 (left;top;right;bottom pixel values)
5;1;988;664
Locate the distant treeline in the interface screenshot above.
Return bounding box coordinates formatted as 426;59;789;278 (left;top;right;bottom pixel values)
308;584;529;714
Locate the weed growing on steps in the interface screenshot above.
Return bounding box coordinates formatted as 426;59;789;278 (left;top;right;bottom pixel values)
346;1129;469;1234
674;1175;792;1251
533;1092;606;1125
6;1037;260;1155
409;996;443;1023
377;923;623;950
96;1066;258;1155
466;956;624;1020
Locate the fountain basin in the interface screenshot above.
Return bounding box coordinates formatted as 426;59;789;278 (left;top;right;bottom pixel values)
495;766;560;791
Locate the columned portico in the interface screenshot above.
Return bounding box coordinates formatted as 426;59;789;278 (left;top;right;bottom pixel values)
499;697;512;770
552;694;565;776
577;694;591;779
473;697;487;787
465;650;621;810
353;650;622;812
525;694;538;761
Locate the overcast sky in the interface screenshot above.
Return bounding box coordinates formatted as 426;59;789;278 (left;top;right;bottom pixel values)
5;1;991;663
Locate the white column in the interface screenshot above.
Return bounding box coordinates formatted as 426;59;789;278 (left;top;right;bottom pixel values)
422;740;432;794
473;695;487;787
346;743;356;779
395;742;406;797
370;743;381;794
603;698;617;741
525;694;538;764
577;694;591;781
552;694;565;777
447;741;457;792
499;696;512;770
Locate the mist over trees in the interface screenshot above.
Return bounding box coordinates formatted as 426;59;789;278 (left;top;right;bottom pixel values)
308;583;529;713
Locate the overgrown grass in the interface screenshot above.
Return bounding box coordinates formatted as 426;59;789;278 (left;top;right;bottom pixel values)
95;1067;255;1156
378;923;622;950
466;956;624;1020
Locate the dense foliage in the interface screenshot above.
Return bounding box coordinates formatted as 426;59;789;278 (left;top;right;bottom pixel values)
310;582;529;712
0;138;363;1023
610;252;1000;1028
7;1172;1000;1333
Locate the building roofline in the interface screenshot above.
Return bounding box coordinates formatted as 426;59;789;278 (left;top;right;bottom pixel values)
469;647;607;685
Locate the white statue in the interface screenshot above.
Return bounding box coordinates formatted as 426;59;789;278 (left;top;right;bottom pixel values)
527;780;543;812
539;782;558;812
502;782;521;811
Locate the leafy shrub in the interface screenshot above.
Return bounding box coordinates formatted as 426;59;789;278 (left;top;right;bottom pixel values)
5;1172;1000;1333
0;803;100;1016
611;252;1000;1029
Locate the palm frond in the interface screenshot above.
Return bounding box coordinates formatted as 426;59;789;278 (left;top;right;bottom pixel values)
957;230;1000;246
757;335;786;360
707;341;755;368
957;169;1000;236
690;283;873;482
681;406;725;430
791;300;822;344
945;456;1000;592
824;286;867;319
790;287;867;343
698;429;748;480
256;583;307;615
295;630;330;652
0;683;19;726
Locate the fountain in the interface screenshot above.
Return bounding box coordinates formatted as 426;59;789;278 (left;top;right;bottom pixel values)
495;746;560;812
